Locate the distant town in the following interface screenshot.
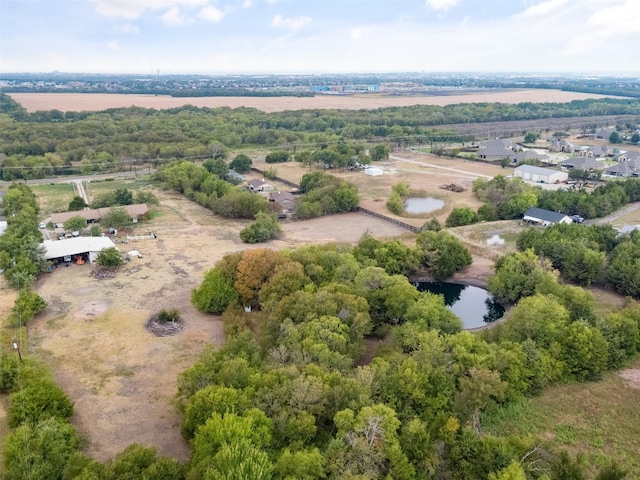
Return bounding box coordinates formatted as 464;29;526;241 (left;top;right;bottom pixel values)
1;72;639;98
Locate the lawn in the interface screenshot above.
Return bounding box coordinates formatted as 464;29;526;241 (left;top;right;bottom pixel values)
31;183;76;216
482;357;640;478
85;176;154;201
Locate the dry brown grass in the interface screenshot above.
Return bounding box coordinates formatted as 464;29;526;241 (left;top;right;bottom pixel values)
9;90;614;113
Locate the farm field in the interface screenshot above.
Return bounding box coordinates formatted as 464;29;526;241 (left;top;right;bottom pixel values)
9;89;615;113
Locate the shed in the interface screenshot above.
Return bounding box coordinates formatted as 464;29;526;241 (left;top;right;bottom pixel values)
40;237;118;264
514;165;568;184
523;207;572;227
364;167;384;176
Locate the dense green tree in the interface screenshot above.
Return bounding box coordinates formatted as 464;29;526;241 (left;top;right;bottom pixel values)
240;212;282;243
100;207;131;229
229;154;253;173
274;448;326;480
487;249;558;304
523;132;540;143
445;207;478;227
371;144;391;161
8;378;74;428
266;150;291;163
68;196;88;211
63;215;87;232
204;158;230;179
609;131;621;144
192;267;239;314
113;188;134;205
134;190;160;206
7;288;47;327
416;230;472;280
4;417;80;480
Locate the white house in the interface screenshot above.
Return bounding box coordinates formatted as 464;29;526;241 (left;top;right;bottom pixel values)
514;165;568;184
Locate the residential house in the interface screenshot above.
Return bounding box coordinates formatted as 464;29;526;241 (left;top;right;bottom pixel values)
523;207;573;227
269;191;297;215
577;145;611;158
510;150;550;164
604;158;640;177
549;139;577;153
247;179;275;193
50;204;149;228
592;127;616;139
477;139;516;160
613;150;640;163
558;157;605;171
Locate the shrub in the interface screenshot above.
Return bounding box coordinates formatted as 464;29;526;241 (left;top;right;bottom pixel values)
265;150;290;163
240;212;281;243
445;207;479;227
8;378;74;427
192;268;239;314
7;288;47;328
96;247;122;267
387;193;404;215
157;308;180;324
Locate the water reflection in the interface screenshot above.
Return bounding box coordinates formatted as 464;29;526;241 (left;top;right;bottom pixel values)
415;282;504;329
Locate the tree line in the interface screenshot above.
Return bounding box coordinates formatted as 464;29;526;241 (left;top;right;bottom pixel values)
2;92;640;179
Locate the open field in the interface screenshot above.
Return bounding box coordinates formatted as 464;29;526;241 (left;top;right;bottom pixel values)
17;188;411;462
9;90;615;113
483;357;640;478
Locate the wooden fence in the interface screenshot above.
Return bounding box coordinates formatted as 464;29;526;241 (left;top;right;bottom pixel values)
356;207;421;233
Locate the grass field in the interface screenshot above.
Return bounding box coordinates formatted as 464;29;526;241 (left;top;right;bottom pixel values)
31;183;76;215
482;357;640;478
85;176;154;202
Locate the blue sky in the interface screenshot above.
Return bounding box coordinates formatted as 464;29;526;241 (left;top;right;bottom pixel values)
1;0;639;74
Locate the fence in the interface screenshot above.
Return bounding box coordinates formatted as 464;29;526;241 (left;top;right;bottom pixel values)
356;207;420;234
250;167;300;189
127;232;157;241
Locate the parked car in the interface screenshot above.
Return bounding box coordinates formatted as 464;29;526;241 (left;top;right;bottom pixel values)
39;222;46;229
571;215;585;223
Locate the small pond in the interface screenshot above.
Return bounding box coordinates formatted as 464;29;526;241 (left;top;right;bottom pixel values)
415;281;504;329
404;197;445;214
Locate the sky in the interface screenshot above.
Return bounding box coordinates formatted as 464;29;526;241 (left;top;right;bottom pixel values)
1;0;639;74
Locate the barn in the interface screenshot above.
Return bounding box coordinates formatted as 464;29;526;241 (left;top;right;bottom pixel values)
40;237;118;264
523;207;573;227
514;165;568;184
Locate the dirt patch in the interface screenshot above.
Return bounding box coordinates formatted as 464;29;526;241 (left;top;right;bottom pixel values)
9;90;614;113
619;369;640;389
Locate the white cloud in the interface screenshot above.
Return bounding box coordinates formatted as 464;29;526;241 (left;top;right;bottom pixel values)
116;23;139;34
162;6;191;26
90;0;207;19
517;0;568;18
272;14;311;31
198;5;225;22
266;0;279;4
107;40;124;51
425;0;459;12
350;26;371;40
242;0;254;7
569;0;640;52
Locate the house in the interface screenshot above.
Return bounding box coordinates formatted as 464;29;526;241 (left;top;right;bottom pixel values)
269;191;297;214
364;167;384;176
50;204;149;229
510;150;550;164
603;158;640;178
523;207;573;227
514;165;568;184
616;225;640;236
247;179;275;193
558;157;605;171
40;236;118;264
577;145;611;158
593;127;616;139
477;139;516;160
613;150;640;163
549;139;577;153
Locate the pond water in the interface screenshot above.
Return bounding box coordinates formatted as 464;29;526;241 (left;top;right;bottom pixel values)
415;282;505;329
404;197;445;214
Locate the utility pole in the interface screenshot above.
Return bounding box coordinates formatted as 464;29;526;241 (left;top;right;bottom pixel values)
12;338;22;362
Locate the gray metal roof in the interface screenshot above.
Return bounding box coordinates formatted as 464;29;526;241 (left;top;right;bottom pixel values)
515;164;561;176
523;207;571;224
